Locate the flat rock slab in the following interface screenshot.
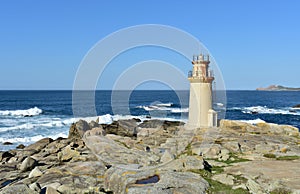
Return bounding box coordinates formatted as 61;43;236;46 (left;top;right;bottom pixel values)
224;160;300;191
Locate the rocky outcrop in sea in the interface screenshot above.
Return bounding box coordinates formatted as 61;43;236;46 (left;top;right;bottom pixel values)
0;118;299;193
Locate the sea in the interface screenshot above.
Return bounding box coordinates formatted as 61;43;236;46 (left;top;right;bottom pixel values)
0;90;300;151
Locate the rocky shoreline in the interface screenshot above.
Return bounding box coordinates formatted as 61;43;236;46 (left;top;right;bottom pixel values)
0;118;299;194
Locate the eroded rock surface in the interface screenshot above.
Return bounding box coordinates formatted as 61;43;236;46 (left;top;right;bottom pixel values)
0;118;299;193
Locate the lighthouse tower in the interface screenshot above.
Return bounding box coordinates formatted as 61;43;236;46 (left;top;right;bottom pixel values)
188;54;217;128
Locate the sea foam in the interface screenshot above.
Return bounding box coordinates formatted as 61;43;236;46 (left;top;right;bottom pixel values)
0;107;42;117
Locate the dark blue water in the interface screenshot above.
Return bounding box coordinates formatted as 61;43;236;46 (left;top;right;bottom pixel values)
0;90;299;151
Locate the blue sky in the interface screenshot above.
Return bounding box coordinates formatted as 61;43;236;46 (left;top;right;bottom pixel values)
0;0;299;90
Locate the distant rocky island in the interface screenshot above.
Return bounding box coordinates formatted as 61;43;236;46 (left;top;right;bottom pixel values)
257;85;300;91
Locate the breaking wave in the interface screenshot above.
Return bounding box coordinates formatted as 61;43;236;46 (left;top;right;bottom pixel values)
0;107;43;117
238;118;266;124
0;132;68;144
229;106;300;115
136;102;188;113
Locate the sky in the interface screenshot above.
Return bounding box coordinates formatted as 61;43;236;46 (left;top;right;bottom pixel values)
0;0;299;90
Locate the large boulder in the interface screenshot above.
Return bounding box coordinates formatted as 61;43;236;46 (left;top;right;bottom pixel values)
84;126;106;137
212;173;235;185
83;135;159;166
57;145;80;162
29;167;43;178
68;120;91;139
138;119;184;130
102;119;138;137
24;138;53;153
0;151;14;162
19;156;38;172
0;183;38;194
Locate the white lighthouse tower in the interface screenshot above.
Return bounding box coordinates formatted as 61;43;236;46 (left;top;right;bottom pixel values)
188;54;217;128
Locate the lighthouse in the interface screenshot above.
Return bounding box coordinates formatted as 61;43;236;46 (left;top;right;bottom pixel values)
188;54;217;128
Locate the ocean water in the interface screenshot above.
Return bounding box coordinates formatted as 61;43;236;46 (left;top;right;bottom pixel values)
0;90;299;151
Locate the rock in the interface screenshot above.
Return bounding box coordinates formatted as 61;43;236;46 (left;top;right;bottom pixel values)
58;145;80;162
246;178;265;194
29;167;43;178
192;143;221;159
43;182;61;190
138;119;184;129
89;120;100;129
16;144;25;149
206;160;228;167
0;151;14;161
212;173;235;185
29;182;41;193
83;135;159;166
44;139;70;154
220;119;250;132
219;148;230;161
102;119;138;137
255;143;274;154
19;156;38;172
182;155;204;170
68;119;90;139
160;150;174;163
41;186;60;194
132;118;141;122
224;160;300;192
104;167;209;194
3;142;13;145
84;126;106;137
157;156;204;172
24;138;53;153
0;183;38;194
292;104;300;108
256;122;299;137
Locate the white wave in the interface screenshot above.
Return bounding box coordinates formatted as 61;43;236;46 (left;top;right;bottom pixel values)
137;105;188;113
216;103;224;107
0;132;68;144
239;118;266;124
0;107;42;117
0;117;74;132
93;114;186;124
229;106;300;115
170;108;189;113
155;103;173;107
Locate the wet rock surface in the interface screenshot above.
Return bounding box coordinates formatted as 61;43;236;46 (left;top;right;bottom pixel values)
0;118;299;193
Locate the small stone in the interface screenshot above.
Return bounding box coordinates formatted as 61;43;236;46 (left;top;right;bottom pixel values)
3;142;13;145
219;149;230;161
42;186;60;194
16;144;26;149
246;178;265;194
43;182;61;190
58;145;80;162
89;120;100;129
19;156;37;172
29;182;41;193
160;150;174;163
29;167;43;178
280;147;289;153
212;173;235;185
